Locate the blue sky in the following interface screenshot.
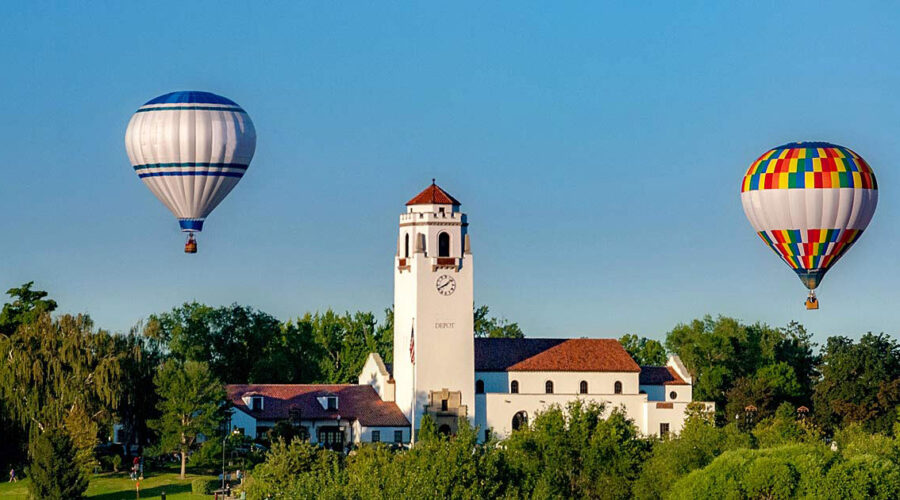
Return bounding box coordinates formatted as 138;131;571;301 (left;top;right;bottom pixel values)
2;2;899;343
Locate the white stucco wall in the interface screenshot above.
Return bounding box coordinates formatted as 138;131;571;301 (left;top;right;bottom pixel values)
500;371;640;396
357;425;410;444
230;409;258;439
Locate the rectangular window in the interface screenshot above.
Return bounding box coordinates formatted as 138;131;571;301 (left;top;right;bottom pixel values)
484;430;490;442
441;399;448;411
252;396;263;411
660;423;670;436
327;397;337;410
372;430;380;443
394;430;403;443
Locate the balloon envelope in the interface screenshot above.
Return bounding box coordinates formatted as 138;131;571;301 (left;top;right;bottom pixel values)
124;91;256;232
740;142;877;290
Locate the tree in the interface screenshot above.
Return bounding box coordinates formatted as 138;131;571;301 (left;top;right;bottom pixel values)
296;309;393;383
503;401;649;498
0;313;121;473
0;282;59;471
665;316;817;420
619;334;667;365
813;333;900;433
113;325;166;450
150;360;226;478
474;305;524;339
634;416;751;499
27;429;89;500
0;281;57;336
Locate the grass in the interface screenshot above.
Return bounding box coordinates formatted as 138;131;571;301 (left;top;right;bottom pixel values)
0;471;220;499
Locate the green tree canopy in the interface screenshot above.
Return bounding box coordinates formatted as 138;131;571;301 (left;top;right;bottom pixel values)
149;360;226;478
0;313;122;473
619;334;667;365
474;305;524;339
0;281;58;336
665;315;817;420
813;333;900;434
27;429;89;500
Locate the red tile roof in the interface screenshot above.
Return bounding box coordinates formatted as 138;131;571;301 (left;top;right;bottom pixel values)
639;366;688;385
406;182;460;206
227;384;410;427
475;338;641;372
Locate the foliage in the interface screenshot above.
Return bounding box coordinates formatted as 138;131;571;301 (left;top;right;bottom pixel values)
633;416;751;499
0;313;122;474
619;334;667;366
474;305;524;339
296;309;394;383
149;360;226;478
113;326;165;449
813;333;900;434
668;445;836;500
28;429;89;500
0;281;57;336
245;438;343;499
504;401;650;499
752;403;823;448
666;315;817;420
191;478;219;494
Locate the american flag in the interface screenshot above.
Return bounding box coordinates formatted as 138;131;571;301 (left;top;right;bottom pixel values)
409;324;415;364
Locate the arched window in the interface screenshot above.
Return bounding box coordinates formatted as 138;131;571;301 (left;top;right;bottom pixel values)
545;380;554;394
614;381;622;394
476;380;485;394
510;380;519;394
512;411;528;431
404;233;410;257
438;424;452;436
579;381;588;394
438;232;451;257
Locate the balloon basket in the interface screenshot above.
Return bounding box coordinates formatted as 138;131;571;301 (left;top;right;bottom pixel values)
805;292;818;310
184;234;198;254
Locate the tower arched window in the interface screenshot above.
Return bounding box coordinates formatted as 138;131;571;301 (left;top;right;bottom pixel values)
510;380;519;393
438;232;451;257
579;381;588;394
545;380;554;394
476;380;485;394
404;233;410;257
614;381;623;394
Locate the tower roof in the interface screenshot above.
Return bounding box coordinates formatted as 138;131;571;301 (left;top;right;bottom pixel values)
406;181;460;206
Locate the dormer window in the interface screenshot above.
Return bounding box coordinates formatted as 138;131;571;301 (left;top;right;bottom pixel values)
327;396;338;411
250;396;264;411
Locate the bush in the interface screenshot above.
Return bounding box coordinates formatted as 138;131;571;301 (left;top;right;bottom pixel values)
28;430;89;500
192;478;219;494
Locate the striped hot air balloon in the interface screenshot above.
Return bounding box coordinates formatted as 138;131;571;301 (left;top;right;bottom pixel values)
124;91;256;253
740;142;878;309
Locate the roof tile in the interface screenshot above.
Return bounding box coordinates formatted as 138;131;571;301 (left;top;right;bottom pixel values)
639;366;688;385
406;183;460;206
227;384;410;427
475;338;641;372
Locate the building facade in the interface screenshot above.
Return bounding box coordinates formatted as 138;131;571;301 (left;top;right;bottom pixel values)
227;182;712;446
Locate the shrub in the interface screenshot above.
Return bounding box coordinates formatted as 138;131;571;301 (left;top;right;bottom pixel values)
825;455;900;499
192;478;219;494
28;430;89;500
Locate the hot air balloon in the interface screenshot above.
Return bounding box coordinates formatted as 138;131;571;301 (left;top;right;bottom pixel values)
740;142;877;309
124;91;256;253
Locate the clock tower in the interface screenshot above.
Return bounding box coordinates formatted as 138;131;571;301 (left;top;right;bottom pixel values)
393;181;475;437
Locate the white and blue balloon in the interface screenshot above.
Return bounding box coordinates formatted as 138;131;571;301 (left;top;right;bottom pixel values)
125;91;256;252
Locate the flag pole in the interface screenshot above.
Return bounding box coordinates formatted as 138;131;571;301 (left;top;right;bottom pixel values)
411;319;416;446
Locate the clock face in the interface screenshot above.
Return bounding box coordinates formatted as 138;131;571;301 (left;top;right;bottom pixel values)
436;275;456;296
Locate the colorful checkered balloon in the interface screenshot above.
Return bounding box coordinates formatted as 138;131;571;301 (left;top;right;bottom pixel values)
740;142;877;291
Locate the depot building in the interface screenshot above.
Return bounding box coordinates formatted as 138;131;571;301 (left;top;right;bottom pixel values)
228;183;713;447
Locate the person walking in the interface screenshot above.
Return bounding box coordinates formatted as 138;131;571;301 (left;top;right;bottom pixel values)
9;468;17;482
